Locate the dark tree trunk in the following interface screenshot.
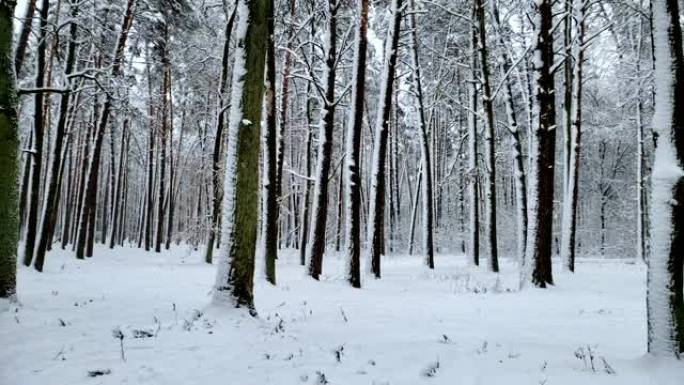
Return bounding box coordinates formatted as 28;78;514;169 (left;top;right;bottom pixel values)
34;0;80;271
475;0;499;272
528;0;556;287
205;4;237;264
409;0;434;269
264;0;278;284
344;0;370;288
307;0;337;280
368;0;402;278
22;0;50;267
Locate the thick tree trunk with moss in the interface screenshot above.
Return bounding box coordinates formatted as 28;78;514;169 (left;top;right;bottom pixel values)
0;0;19;299
647;0;684;357
214;0;268;310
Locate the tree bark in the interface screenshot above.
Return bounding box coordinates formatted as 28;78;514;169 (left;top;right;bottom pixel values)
213;0;269;310
368;0;403;278
344;0;370;288
307;0;338;280
0;0;19;299
647;0;684;356
205;4;237;264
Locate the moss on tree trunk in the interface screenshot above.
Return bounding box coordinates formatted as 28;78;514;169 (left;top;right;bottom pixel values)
0;0;19;299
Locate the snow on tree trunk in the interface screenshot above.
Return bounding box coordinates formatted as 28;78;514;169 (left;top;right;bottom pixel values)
213;0;268;310
307;0;337;280
523;0;556;288
409;0;435;269
205;4;237;264
344;0;369;288
647;0;684;357
475;0;499;273
367;0;403;279
560;0;585;273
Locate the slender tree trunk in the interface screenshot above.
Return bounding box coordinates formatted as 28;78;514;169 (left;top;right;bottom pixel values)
467;21;480;267
205;4;237;263
492;0;526;264
155;25;171;253
560;0;585;272
307;0;338;279
344;0;369;288
109;120;127;249
409;0;434;269
475;0;498;272
22;0;50;267
368;0;402;278
263;0;278;283
34;0;80;270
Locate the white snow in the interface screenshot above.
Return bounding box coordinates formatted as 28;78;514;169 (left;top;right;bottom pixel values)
2;246;682;385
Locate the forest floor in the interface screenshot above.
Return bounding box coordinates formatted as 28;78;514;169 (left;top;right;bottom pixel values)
1;245;682;385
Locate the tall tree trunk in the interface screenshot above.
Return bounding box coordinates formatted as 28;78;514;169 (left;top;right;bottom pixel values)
475;0;499;272
263;0;278;283
409;0;434;269
647;0;684;356
205;4;237;263
492;0;526;265
467;19;480;267
307;0;338;280
155;24;171;254
344;0;369;288
368;0;402;278
524;0;556;288
22;0;49;266
213;0;268;310
560;0;585;273
34;0;80;271
0;0;19;298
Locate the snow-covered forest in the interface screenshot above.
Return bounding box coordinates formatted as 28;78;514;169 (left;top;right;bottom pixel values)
0;0;683;383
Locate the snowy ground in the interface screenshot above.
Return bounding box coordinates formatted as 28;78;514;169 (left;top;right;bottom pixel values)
1;246;682;385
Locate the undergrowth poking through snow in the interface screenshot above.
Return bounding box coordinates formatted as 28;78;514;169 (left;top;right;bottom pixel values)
1;246;683;385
